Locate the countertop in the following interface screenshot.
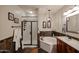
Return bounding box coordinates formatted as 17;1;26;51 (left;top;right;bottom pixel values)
57;36;79;51
54;31;79;40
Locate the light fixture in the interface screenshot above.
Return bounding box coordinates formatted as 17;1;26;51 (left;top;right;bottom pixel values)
66;10;79;17
63;10;72;16
26;10;33;14
73;5;79;11
63;5;79;16
29;11;33;13
47;9;51;28
47;9;52;21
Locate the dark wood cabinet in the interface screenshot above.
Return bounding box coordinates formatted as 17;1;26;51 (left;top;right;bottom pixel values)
0;40;6;50
57;38;78;53
6;38;14;52
66;44;77;53
57;39;66;53
0;37;15;52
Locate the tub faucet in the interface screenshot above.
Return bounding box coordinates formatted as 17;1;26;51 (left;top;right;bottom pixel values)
40;37;43;41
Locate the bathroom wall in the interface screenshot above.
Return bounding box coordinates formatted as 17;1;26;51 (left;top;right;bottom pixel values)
38;8;53;31
51;5;79;39
0;5;24;40
0;5;75;40
52;5;74;32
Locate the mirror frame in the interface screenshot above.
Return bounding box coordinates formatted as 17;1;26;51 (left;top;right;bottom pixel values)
42;21;46;28
66;17;79;34
47;20;51;28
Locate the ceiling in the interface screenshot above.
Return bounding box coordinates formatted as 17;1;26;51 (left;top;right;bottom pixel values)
18;5;64;17
19;5;64;14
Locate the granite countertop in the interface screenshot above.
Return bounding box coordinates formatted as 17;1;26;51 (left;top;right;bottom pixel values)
66;32;79;39
54;31;79;40
57;36;79;51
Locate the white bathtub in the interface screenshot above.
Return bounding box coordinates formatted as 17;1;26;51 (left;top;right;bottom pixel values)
40;37;57;53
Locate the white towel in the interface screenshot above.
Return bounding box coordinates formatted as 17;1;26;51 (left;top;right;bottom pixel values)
13;28;21;51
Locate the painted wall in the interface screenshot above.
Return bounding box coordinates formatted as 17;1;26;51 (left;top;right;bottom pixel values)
38;8;53;31
52;5;74;32
0;5;76;40
0;5;24;40
52;5;79;39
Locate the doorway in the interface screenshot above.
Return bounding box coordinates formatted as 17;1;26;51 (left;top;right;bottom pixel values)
22;21;38;48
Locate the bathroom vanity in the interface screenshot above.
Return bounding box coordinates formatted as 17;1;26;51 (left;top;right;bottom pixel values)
38;31;79;53
57;36;79;53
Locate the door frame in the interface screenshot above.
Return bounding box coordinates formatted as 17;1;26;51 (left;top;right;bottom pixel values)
21;21;38;47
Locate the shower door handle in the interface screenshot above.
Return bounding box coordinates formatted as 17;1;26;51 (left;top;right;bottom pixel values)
23;29;26;31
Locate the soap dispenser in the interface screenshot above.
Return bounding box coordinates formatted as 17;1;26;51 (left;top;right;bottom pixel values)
62;24;66;33
53;34;54;37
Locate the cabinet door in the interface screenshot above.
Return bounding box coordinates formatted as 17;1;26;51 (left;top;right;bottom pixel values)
66;44;76;53
0;40;6;50
6;39;12;50
57;39;66;53
57;38;78;53
61;41;66;53
57;39;62;53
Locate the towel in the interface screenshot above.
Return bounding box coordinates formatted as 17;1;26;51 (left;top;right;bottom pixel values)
13;28;21;51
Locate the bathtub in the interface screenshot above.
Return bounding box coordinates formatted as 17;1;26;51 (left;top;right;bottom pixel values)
40;37;57;53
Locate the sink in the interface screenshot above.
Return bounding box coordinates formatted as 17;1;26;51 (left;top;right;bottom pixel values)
57;36;68;40
57;36;73;44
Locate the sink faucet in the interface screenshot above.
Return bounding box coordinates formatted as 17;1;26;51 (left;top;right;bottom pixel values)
68;36;72;40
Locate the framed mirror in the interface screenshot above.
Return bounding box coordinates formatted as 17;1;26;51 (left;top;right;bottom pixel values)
66;14;79;34
14;18;19;23
47;20;51;28
8;12;14;21
42;21;46;28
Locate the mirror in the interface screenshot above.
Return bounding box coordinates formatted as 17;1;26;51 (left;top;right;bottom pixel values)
42;21;46;28
66;14;79;34
47;20;51;28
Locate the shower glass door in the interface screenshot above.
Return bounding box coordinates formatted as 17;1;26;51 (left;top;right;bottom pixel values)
32;22;37;45
23;22;31;45
22;21;38;47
